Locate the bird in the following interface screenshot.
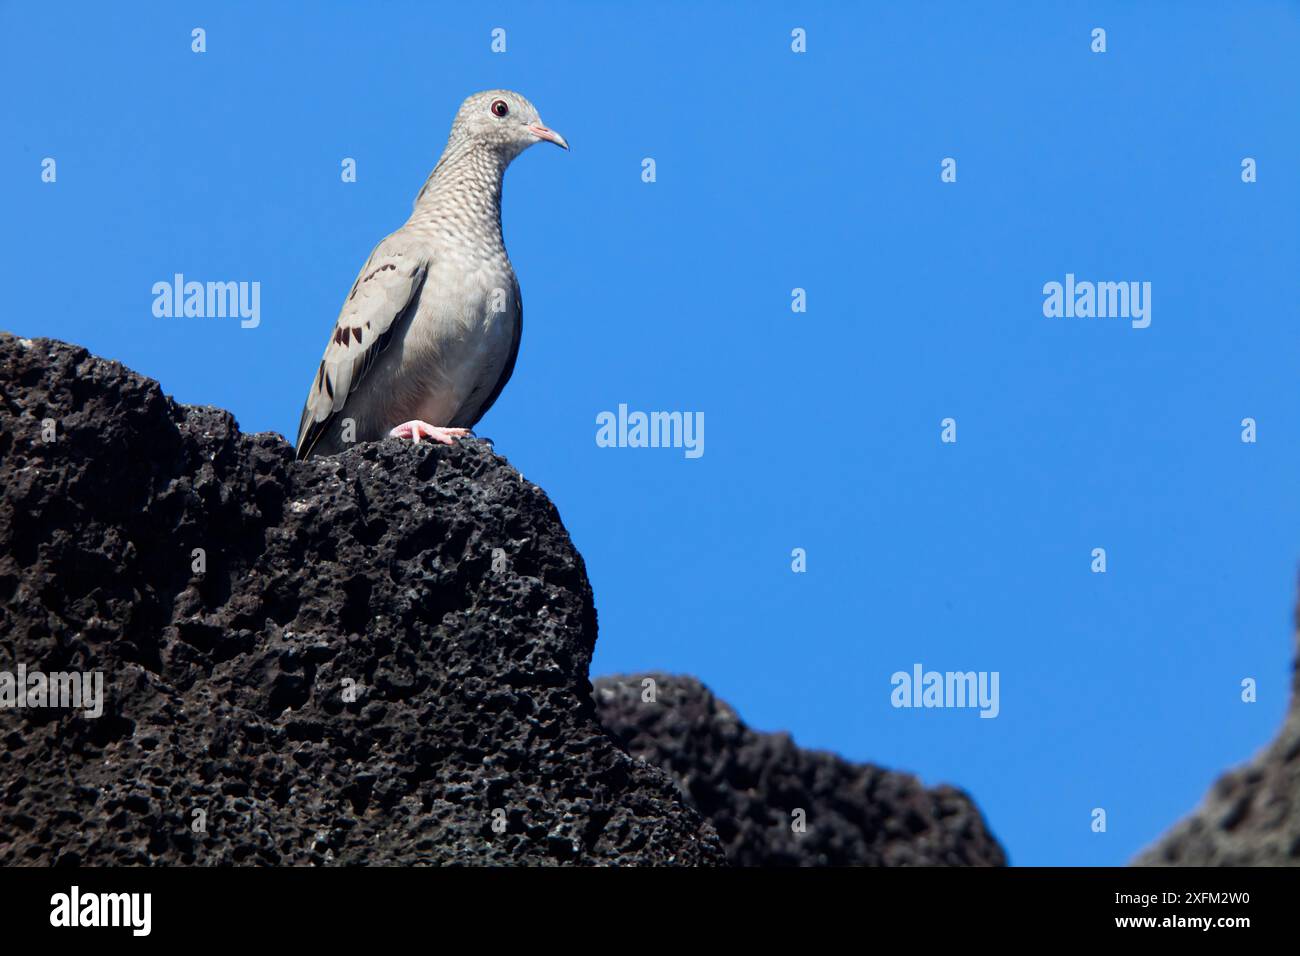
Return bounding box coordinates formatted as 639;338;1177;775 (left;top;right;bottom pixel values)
294;89;568;460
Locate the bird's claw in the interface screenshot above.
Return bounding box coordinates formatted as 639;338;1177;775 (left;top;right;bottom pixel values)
388;421;471;446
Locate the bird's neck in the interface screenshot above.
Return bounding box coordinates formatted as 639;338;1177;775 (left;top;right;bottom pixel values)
409;140;510;248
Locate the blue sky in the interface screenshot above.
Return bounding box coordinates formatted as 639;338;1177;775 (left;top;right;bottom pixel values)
3;1;1298;866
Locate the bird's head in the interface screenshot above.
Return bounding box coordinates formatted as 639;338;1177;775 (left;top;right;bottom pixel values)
449;89;569;161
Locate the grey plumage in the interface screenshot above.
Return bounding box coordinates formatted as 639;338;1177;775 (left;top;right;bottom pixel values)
295;90;567;459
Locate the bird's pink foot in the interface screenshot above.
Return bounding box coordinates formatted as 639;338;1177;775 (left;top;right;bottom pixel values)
388;421;471;446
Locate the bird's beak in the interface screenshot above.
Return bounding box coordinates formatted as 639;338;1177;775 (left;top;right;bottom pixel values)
527;124;569;150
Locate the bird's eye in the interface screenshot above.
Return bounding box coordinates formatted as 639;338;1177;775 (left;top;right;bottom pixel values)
491;99;509;118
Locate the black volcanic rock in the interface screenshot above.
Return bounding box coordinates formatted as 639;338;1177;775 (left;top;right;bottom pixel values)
594;673;1007;866
1133;596;1300;866
0;333;721;865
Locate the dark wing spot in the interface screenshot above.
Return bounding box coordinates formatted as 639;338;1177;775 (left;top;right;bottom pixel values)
324;372;334;399
361;262;398;284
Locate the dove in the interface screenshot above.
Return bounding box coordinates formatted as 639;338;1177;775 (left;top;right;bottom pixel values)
294;90;568;459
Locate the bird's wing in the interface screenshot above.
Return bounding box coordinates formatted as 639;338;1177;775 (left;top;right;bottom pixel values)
294;244;429;459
